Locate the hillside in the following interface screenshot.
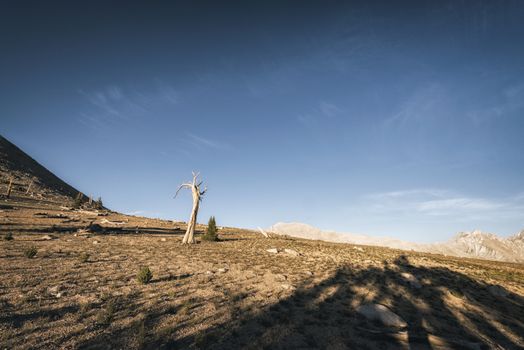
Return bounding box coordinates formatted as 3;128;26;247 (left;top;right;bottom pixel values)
0;135;80;205
1;136;524;349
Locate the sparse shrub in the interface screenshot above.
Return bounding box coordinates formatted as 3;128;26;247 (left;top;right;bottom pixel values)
4;232;13;241
24;246;38;258
95;197;103;209
77;302;90;321
72;196;83;209
96;298;116;327
79;252;90;263
202;216;219;241
137;266;153;284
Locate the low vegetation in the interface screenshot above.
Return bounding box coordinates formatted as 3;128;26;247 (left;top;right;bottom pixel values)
78;252;90;263
202;216;219;241
137;266;153;284
24;246;37;258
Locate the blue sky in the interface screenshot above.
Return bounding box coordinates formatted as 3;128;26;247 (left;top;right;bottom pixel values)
2;1;524;243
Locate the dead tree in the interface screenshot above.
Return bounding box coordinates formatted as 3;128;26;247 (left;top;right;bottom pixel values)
6;177;13;198
175;172;207;244
26;178;34;195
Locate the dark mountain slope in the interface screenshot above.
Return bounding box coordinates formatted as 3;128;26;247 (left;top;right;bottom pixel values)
0;134;79;200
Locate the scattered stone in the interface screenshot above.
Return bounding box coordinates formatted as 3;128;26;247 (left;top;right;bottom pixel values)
275;274;287;282
266;248;279;254
488;285;509;298
400;272;421;289
357;304;407;328
48;286;60;294
281;283;295;291
284;248;300;256
48;285;65;298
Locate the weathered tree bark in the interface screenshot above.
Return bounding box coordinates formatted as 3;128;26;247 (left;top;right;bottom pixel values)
175;172;206;244
6;177;13;198
26;178;34;195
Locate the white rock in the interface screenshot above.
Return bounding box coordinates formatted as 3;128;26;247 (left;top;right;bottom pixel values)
217;268;228;273
48;286;61;294
160;238;167;242
266;248;279;254
92;240;99;245
357;304;407;328
41;235;55;240
353;246;364;252
284;248;300;256
281;283;295;291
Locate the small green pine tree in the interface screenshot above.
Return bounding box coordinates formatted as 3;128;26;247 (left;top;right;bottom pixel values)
202;216;219;241
137;266;153;284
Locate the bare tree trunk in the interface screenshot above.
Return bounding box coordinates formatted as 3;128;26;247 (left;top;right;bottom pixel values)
6;177;13;198
26;178;33;195
175;172;206;244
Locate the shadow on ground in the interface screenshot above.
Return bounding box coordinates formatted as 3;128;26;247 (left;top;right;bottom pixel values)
70;255;524;350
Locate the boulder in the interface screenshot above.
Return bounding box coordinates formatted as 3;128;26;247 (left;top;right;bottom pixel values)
284;248;301;256
357;304;407;328
488;285;509;298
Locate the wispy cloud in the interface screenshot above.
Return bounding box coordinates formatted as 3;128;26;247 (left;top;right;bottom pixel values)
297;101;342;128
467;82;524;125
78;82;178;131
361;188;524;221
184;132;230;151
383;83;445;127
319;101;342;117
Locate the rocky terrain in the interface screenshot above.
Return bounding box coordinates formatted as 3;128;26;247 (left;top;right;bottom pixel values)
271;222;524;263
1;135;524;349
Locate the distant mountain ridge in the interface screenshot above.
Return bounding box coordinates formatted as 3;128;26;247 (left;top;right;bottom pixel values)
270;222;524;263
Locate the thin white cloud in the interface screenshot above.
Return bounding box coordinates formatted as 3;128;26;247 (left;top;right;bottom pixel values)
78;82;178;131
468;82;524;125
185;132;229;150
297;101;342;129
319;101;342;117
383;83;445;127
361;188;524;222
